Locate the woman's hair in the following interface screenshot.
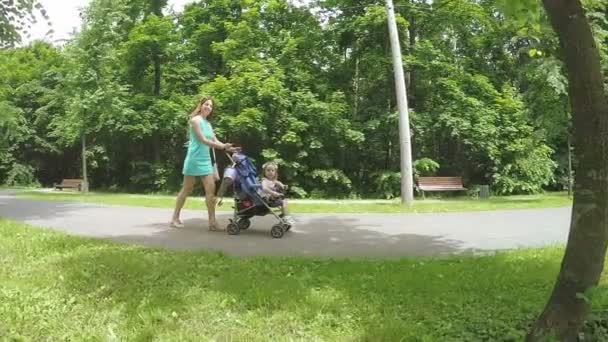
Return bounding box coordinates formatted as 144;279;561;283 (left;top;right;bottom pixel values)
189;96;214;119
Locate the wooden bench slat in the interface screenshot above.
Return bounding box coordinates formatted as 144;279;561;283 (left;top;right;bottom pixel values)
54;178;84;191
416;177;466;197
418;187;466;189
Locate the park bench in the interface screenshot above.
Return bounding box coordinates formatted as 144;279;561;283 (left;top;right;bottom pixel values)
416;176;467;198
53;179;84;191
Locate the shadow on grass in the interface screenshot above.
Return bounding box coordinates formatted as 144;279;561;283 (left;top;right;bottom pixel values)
40;230;564;340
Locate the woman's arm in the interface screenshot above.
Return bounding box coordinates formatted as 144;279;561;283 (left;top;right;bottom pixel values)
212;135;225;147
213;133;241;153
190;116;227;150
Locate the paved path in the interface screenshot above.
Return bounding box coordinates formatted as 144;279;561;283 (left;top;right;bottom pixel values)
0;191;572;258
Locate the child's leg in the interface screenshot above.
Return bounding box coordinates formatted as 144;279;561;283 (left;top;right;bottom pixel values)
281;199;295;225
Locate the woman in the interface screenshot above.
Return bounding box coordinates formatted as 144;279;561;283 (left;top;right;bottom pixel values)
171;97;238;230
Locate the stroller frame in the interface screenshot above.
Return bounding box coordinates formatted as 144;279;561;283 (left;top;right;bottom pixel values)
218;152;292;238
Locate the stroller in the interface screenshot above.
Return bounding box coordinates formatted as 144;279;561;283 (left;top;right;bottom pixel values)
216;152;292;238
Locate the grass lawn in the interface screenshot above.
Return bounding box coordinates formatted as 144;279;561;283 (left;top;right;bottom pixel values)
2;219;607;341
16;190;572;213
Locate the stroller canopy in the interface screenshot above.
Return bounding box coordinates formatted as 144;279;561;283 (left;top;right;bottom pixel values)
225;152;265;204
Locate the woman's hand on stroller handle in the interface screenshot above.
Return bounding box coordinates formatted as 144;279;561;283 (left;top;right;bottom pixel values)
223;143;241;153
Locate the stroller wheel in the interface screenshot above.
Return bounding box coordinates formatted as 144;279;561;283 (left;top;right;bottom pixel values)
285;224;291;232
237;218;251;230
227;222;240;235
270;224;285;238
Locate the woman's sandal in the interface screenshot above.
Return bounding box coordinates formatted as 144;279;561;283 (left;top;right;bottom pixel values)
208;222;223;231
170;219;184;228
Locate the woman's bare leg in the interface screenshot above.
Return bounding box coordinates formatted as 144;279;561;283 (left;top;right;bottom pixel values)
201;175;218;229
171;176;196;226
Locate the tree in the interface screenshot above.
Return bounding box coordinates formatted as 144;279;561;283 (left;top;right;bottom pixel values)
47;0;141;192
500;0;608;340
194;0;364;198
0;0;50;47
0;0;586;202
0;42;65;186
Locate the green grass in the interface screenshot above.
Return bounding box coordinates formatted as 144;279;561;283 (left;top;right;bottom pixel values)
15;190;572;213
0;219;565;340
4;221;608;340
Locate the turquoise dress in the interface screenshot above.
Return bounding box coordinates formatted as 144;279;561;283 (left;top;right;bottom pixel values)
182;118;215;176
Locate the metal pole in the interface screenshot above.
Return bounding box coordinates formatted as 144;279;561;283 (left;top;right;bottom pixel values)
81;133;89;193
386;0;414;205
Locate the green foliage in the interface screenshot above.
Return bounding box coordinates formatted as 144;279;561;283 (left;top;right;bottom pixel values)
575;285;608;340
4;163;39;187
309;169;353;198
373;171;401;199
415;70;555;193
120;14;176;93
0;0;50;47
414;158;440;177
128;162;172;192
492;143;556;194
0;0;580;197
372;159;440;199
0;42;64;186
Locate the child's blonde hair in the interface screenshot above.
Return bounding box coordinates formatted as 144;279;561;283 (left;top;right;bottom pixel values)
262;161;279;180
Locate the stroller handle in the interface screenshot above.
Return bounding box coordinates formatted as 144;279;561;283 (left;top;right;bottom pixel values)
225;151;236;166
224;148;245;167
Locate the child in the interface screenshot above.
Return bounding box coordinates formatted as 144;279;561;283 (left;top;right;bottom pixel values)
260;161;295;225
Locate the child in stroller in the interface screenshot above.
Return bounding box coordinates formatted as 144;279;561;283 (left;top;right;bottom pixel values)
216;152;294;238
260;161;295;226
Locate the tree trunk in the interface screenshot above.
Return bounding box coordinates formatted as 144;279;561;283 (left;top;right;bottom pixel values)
386;97;392;169
353;41;360;119
150;0;163;164
407;3;416;107
153;53;161;97
386;140;392;170
152;49;162;163
150;0;164;16
567;134;573;197
81;133;89;193
527;0;608;340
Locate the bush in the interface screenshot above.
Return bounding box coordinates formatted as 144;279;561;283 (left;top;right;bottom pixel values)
287;185;307;198
129;162;172;192
308;169;352;198
414;158;440;178
373;171;401;199
370;159;441;199
492;144;556;194
4;163;39;187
